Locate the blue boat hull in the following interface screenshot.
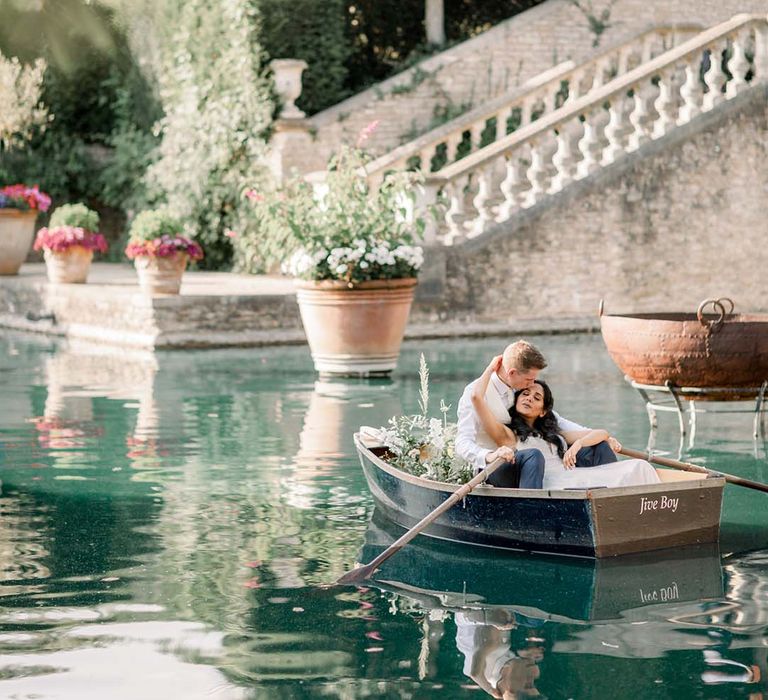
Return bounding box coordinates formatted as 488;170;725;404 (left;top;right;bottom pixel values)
355;434;724;557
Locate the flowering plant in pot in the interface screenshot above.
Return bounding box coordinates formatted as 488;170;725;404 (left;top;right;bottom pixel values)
33;203;107;283
125;209;204;295
239;123;425;376
0;184;51;275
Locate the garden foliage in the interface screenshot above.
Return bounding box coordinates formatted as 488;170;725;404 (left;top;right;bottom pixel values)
143;0;274;270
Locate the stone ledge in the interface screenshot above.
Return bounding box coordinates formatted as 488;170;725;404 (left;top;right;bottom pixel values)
0;263;599;348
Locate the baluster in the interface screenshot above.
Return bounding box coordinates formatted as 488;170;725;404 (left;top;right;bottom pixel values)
496;107;512;141
496;155;527;222
445;132;462;164
652;69;678;138
544;85;559;114
565;69;584;104
726;32;750;98
678;59;703;125
414;179;441;245
591;57;609;91
577;108;604;177
602;95;632;165
419;145;437;173
444;176;468;245
617;47;630;76
550;121;580;193
520;97;534;127
525;136;555;206
755;21;768;82
628;80;657;151
469;165;494;237
703;43;726;111
470;122;484;154
641;34;654;63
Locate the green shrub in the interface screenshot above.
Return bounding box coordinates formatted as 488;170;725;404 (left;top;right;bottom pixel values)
49;203;99;231
143;0;274;270
128;209;182;242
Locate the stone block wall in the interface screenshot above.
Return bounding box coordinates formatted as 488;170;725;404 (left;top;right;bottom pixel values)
412;85;768;323
289;0;767;174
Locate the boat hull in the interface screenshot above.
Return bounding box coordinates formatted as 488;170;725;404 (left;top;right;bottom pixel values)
355;434;724;557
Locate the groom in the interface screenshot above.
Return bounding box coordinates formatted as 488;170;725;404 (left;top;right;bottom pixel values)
455;340;614;488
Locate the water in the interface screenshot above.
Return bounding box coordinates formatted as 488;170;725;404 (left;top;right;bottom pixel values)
1;331;767;699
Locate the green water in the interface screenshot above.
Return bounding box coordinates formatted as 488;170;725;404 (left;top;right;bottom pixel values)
1;331;767;699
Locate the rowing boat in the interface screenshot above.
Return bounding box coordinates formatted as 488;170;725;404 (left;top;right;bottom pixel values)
354;432;725;557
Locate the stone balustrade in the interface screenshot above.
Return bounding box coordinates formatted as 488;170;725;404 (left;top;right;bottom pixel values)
410;13;768;246
363;23;702;191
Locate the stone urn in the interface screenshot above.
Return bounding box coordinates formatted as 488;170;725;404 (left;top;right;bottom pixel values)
295;278;418;376
134;253;189;295
270;58;308;119
0;209;37;275
44;246;94;284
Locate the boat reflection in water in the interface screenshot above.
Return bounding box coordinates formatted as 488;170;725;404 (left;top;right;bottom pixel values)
361;511;766;697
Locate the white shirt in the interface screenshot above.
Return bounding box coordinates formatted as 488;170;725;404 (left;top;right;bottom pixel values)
455;372;587;471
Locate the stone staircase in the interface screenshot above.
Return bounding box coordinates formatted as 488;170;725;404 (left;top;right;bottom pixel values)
376;13;767;247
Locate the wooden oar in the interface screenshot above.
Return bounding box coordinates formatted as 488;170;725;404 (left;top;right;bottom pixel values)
337;458;507;584
619;446;768;494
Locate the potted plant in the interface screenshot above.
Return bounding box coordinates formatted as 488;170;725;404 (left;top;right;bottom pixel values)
0;184;51;275
33;203;108;283
125;208;204;295
241;124;425;376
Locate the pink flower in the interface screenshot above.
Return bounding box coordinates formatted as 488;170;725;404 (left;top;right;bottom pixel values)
33;226;108;253
245;189;263;202
356;120;380;147
224;229;237;239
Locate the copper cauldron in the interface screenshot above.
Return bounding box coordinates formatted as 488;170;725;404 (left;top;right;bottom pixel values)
600;297;768;390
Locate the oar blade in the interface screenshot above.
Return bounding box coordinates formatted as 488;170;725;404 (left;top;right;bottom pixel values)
336;564;377;585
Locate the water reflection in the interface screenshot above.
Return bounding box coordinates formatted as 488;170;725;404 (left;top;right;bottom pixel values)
2;333;768;697
361;511;768;697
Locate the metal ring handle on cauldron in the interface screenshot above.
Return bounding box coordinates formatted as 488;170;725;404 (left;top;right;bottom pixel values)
697;298;727;332
716;297;734;316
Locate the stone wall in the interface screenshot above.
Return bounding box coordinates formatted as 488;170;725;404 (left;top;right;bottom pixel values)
289;0;767;174
412;85;768;323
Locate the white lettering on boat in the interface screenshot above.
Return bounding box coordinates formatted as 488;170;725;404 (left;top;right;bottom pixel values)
639;495;679;515
639;581;679;603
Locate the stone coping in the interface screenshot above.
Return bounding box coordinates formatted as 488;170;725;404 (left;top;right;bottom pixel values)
0;263;597;348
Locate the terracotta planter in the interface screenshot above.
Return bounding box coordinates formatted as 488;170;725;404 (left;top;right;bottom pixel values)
44;246;94;284
0;208;37;275
134;252;188;295
295;278;418;376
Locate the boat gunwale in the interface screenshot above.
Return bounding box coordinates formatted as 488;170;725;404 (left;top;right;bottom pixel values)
354;433;725;501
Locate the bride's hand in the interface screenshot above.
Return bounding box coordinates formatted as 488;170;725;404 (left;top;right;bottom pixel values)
563;440;582;469
486;355;503;375
487;445;516;464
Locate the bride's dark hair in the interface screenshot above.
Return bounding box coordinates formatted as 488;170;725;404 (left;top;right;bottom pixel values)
508;379;566;458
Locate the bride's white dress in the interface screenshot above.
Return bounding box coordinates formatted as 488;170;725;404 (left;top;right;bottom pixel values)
518;436;661;490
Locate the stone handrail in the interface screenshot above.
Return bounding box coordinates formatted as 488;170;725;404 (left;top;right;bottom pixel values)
414;13;768;245
364;22;703;189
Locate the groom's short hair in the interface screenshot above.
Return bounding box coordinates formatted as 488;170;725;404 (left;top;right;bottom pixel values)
503;340;548;372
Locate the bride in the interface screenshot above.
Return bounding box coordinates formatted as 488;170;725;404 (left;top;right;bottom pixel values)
471;356;660;490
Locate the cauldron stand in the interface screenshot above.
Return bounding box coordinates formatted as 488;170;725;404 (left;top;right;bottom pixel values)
628;377;768;448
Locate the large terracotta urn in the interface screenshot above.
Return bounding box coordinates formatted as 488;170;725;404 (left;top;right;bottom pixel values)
295;278;417;376
44;246;94;284
0;209;37;275
134;252;188;295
